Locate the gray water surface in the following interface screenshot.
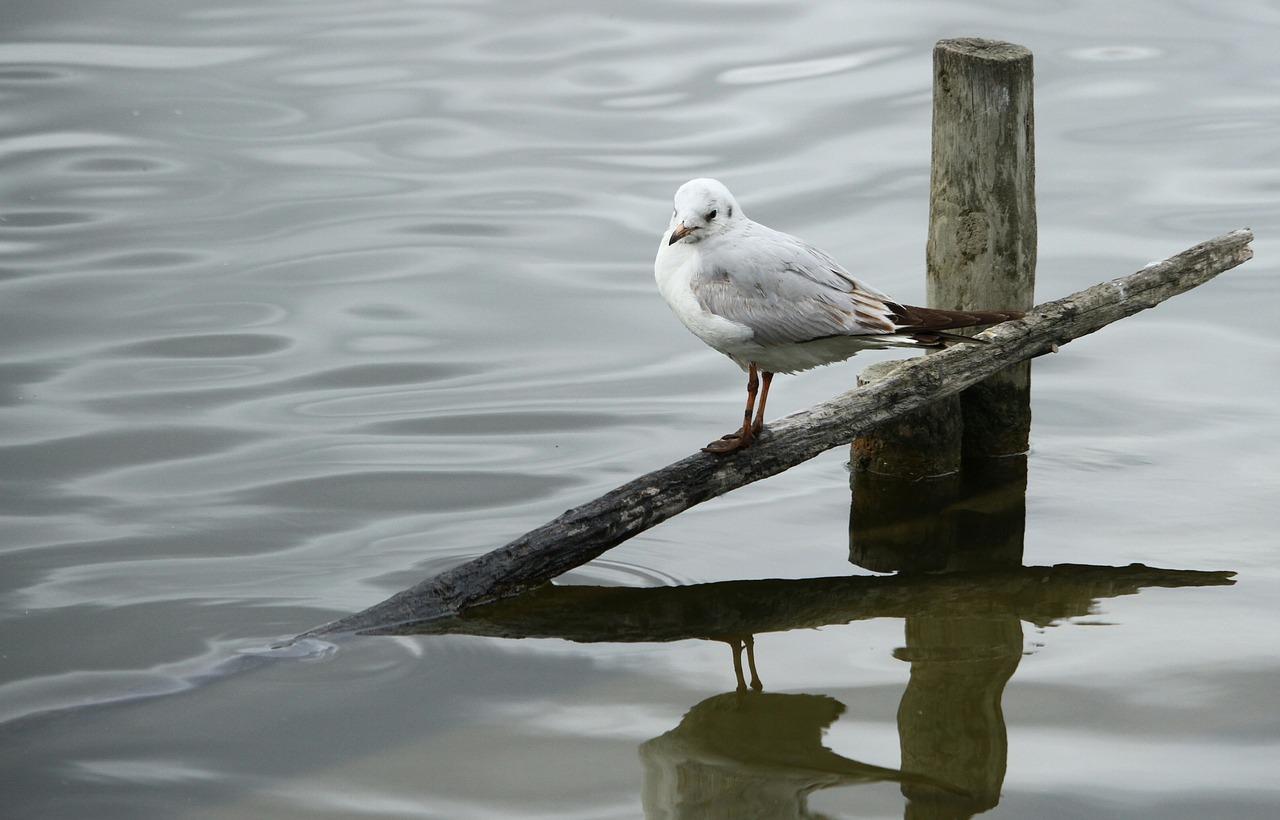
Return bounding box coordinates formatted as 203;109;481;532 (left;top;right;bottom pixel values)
2;1;1278;817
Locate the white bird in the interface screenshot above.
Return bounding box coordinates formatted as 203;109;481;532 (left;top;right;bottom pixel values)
654;178;1023;454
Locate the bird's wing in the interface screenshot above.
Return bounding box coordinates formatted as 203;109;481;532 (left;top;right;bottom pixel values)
690;222;900;346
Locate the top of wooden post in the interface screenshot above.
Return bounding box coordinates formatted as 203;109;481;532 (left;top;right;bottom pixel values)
936;38;1031;62
928;38;1036;313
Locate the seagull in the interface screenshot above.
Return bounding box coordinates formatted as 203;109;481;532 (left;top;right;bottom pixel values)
654;178;1023;454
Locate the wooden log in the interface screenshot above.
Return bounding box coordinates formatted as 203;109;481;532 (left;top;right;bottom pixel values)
301;229;1252;638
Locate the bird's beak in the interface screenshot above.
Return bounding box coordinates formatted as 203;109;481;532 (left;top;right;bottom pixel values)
668;222;693;245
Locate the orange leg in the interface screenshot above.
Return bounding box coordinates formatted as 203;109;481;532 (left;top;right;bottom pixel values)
703;364;768;454
751;371;773;435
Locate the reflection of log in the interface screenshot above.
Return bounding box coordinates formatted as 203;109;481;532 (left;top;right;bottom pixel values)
641;691;960;818
351;564;1233;639
302;229;1251;638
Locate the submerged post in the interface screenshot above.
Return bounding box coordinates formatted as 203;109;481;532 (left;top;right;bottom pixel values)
927;38;1036;456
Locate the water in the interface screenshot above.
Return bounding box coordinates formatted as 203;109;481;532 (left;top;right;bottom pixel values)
2;0;1278;817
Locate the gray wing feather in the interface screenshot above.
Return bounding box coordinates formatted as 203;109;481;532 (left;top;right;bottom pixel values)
690;222;899;346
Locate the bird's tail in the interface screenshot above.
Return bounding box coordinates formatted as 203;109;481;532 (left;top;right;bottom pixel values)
889;304;1025;346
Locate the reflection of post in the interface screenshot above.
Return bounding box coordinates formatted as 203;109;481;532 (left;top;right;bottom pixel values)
851;448;1027;812
949;457;1026;569
850;454;1027;574
852;457;1027;813
896;617;1022;817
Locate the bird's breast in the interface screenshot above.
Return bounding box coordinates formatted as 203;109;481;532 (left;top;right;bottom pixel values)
654;242;754;355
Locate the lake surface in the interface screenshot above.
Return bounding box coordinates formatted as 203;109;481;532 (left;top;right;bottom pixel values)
2;0;1278;817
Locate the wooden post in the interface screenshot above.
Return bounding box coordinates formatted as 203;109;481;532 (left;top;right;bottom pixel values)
850;360;962;479
851;38;1035;477
927;38;1036;456
849;38;1035;571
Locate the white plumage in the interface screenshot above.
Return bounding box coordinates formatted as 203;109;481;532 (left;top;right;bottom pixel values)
654;178;1022;453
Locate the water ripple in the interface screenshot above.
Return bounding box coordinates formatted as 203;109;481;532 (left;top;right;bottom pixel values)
0;425;260;483
0;130;146;158
1;2;1277;815
718;47;906;86
131;301;287;330
0;210;101;228
111;333;292;359
234;469;578;513
0;42;269;69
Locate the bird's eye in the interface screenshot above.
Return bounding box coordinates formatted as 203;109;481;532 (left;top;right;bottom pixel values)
707;209;717;220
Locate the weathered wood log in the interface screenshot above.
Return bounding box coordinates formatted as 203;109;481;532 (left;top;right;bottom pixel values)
302;228;1252;638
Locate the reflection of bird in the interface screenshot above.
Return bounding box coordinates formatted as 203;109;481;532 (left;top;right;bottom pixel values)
640;690;965;818
655;178;1023;453
723;635;762;693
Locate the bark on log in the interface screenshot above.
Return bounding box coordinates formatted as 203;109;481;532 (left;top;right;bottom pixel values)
302;229;1253;638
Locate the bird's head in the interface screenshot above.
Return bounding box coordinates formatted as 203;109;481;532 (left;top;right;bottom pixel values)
667;178;744;245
